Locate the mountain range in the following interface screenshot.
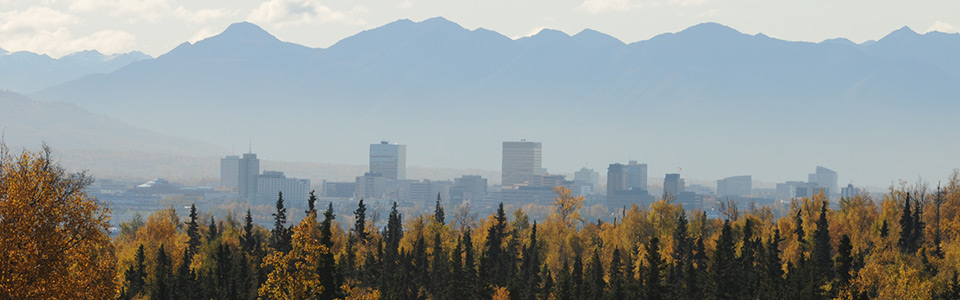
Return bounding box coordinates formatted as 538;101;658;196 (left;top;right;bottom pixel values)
7;17;960;185
0;49;150;93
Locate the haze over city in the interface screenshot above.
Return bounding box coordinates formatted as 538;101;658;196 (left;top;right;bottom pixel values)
6;1;960;299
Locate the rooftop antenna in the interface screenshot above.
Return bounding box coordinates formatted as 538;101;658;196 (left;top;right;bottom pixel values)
248;138;252;154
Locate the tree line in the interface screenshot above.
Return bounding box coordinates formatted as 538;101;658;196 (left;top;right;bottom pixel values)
4;145;960;299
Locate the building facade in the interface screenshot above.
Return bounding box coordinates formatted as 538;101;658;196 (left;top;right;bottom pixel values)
626;160;648;191
717;175;752;197
808;166;838;197
256;171;310;206
219;156;240;190
663;173;685;197
501;140;542;188
238;153;260;199
370;141;406;181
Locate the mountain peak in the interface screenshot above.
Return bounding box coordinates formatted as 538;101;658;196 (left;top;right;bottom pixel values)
879;26;920;42
573;28;625;46
682;22;742;36
421;16;460;27
216;22;279;43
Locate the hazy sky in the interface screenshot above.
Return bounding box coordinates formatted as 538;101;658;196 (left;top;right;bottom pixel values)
1;0;959;57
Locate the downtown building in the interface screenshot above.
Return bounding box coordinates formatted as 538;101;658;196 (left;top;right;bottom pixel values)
501;140;542;188
220;153;260;199
256;171;311;206
370;141;406;181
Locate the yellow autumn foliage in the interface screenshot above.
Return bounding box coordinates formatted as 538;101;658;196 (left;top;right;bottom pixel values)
0;145;116;299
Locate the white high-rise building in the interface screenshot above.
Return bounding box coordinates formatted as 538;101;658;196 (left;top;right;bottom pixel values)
257;171;310;205
501;140;542;188
809;166;838;197
626;161;648;191
370;141;406;180
220;155;240;190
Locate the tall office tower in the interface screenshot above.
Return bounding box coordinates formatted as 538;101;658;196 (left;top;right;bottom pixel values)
501;140;542;188
257;171;311;205
808;166;838;197
607;163;628;195
574;167;600;194
370;141;406;180
238;153;260;199
626;161;648;191
663;173;684;197
717;175;752;197
220;155;240;190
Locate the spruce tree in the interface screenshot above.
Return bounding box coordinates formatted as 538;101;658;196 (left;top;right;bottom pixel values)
450;235;466;299
318;203;343;300
670;212;693;300
174;247;197;299
213;243;239;300
644;237;666;300
690;236;708;298
898;194;915;253
480;202;509;290
240;210;258;255
413;234;430;297
541;265;554;300
514;223;542;300
812;202;834;281
435;193;445;224
430;232;450;300
380;202;404;299
123;244;147;299
306;190;318;216
879;219;889;239
711;220;737;300
739;218;761;299
557;260;573;300
207;216;219;242
836;234;853;287
270;191;292;254
607;248;625;300
463;230;479;299
185;204;201;257
913;199;925;252
151;244;173;300
354;199;368;242
624;247;640;300
571;253;584;300
760;229;784;299
584;248;605;300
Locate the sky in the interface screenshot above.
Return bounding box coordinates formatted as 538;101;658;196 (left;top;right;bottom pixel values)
1;0;959;57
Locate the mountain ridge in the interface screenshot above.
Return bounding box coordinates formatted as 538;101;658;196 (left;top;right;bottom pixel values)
15;17;960;185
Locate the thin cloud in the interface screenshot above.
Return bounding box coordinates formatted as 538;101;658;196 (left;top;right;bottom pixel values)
248;0;362;27
0;27;136;57
0;6;77;33
577;0;709;14
926;21;958;33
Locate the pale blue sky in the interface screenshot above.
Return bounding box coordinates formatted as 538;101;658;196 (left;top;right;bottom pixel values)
1;0;958;57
